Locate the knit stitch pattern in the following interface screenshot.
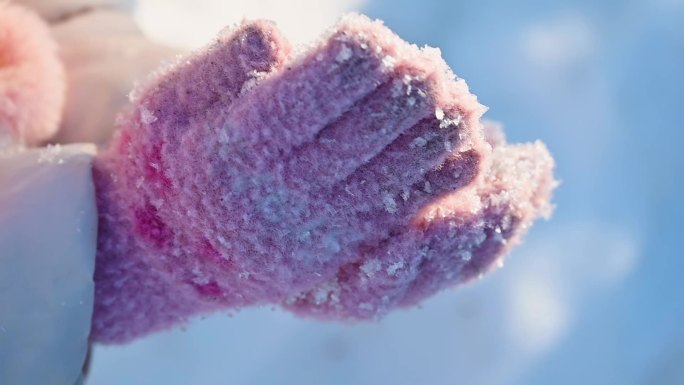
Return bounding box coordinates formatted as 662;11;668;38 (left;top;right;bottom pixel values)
91;14;556;343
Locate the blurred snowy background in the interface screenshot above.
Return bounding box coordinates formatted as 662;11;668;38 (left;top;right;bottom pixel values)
89;0;684;384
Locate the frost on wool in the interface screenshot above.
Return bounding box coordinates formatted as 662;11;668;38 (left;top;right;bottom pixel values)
90;14;556;344
0;4;65;146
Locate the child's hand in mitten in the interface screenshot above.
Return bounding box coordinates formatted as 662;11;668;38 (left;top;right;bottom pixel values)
92;14;556;343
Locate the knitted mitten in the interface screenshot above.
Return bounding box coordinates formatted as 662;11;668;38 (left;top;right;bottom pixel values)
91;14;556;343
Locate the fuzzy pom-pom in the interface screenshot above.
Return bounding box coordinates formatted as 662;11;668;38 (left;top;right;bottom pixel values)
91;14;556;343
0;4;65;146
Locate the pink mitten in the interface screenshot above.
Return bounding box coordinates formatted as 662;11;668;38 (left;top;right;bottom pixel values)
91;14;556;343
0;4;64;146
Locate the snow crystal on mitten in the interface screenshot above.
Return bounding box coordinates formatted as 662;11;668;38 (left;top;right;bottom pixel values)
0;4;64;146
284;122;556;319
91;14;555;344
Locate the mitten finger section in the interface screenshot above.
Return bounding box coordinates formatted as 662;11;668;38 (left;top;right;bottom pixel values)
132;20;292;128
284;140;556;320
280;70;435;192
222;14;426;170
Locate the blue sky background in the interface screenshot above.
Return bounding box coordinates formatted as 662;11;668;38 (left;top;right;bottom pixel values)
89;0;684;384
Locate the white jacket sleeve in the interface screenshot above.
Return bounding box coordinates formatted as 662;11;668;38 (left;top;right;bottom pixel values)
0;144;97;385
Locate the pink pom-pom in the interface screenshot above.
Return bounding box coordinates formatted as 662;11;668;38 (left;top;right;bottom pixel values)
0;4;65;145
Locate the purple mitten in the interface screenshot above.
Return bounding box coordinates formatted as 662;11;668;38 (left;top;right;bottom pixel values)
91;14;556;343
